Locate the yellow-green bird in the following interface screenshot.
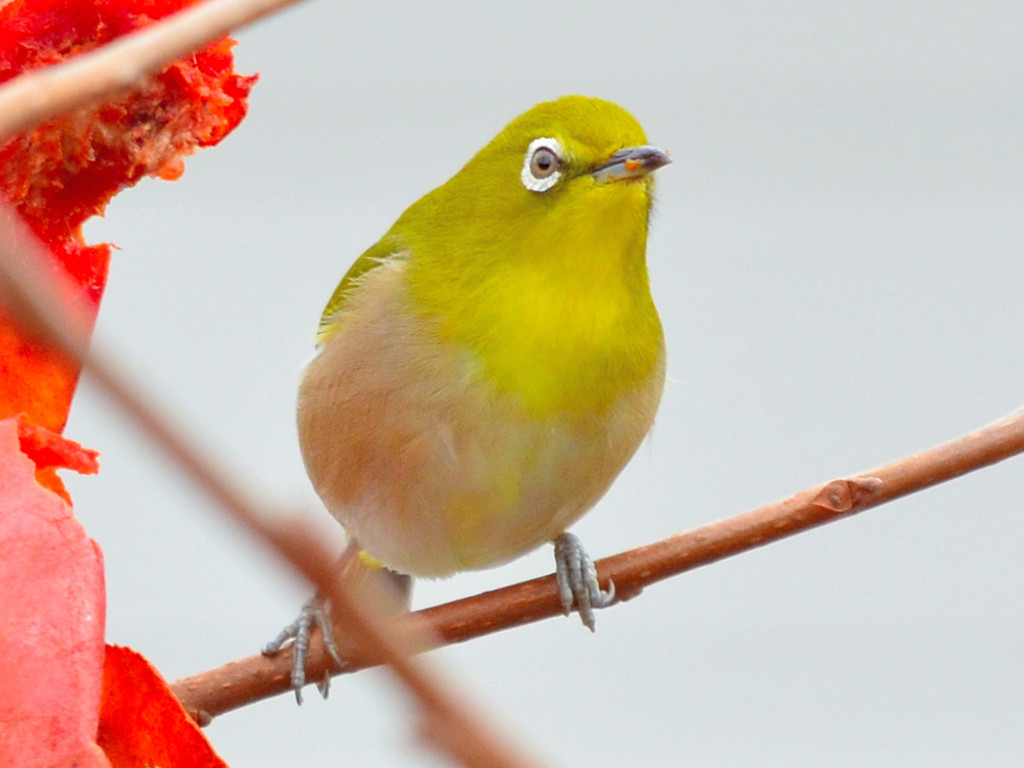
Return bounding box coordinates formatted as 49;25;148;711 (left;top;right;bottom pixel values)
268;95;670;696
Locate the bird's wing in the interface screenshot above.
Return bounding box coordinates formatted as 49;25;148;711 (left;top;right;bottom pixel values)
315;233;408;345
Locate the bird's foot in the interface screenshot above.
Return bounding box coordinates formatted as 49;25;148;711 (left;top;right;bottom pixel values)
262;559;413;704
262;596;343;704
554;532;615;631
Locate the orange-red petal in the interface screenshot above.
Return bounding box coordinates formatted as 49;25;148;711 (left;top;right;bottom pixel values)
0;0;257;433
98;646;228;768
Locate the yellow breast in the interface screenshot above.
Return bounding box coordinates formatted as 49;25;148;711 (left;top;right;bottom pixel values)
405;173;664;420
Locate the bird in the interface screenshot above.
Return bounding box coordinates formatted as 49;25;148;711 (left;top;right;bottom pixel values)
265;95;671;699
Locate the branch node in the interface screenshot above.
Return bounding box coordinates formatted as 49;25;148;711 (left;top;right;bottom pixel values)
812;479;855;512
850;475;884;504
611;581;644;604
192;708;213;727
812;476;883;513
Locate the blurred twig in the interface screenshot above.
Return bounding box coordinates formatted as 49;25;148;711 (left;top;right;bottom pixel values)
5;0;1023;758
0;0;304;144
170;405;1024;720
0;197;545;768
0;0;547;761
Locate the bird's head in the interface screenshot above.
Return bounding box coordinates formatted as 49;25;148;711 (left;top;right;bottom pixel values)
399;95;670;276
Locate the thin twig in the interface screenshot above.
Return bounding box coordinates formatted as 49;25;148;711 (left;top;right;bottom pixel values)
0;0;548;763
170;406;1024;720
0;0;305;144
0;205;543;768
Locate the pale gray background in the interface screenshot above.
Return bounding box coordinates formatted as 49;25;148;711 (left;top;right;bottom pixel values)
65;1;1022;765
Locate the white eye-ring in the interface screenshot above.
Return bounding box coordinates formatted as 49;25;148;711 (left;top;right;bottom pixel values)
521;137;564;193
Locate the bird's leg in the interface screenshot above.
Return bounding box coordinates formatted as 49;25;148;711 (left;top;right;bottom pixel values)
262;541;412;703
553;532;616;631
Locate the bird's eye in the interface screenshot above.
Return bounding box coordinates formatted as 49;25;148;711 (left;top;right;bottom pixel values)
521;137;563;193
530;147;559;178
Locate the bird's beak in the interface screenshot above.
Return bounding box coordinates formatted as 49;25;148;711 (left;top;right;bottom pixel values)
589;145;671;183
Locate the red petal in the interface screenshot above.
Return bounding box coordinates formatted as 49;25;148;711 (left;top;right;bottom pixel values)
17;416;100;473
98;646;229;768
0;417;108;767
16;415;100;500
0;304;89;434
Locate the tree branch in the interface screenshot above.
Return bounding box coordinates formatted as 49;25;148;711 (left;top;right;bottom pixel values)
170;406;1024;721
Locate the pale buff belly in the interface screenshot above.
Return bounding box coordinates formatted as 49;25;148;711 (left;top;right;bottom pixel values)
297;262;664;577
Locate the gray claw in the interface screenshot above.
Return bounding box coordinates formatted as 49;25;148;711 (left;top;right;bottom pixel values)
553;532;615;631
262;596;342;704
